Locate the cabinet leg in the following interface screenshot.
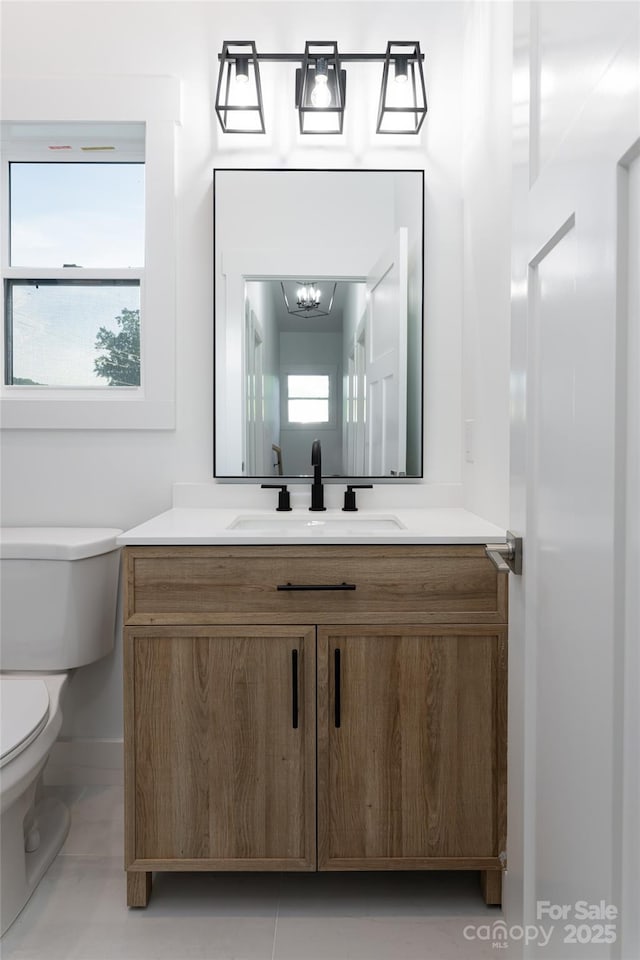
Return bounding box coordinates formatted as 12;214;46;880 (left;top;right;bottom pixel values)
127;870;152;907
480;870;502;906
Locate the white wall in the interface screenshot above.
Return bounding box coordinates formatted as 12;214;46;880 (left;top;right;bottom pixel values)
461;0;512;529
1;1;498;749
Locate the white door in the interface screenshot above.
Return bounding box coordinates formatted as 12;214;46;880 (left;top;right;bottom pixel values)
346;319;368;475
245;305;265;476
365;228;408;475
345;348;360;475
507;3;639;957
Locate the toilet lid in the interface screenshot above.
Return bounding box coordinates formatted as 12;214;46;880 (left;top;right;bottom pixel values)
0;676;50;768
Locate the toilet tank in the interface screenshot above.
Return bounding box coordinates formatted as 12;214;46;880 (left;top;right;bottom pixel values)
0;528;122;671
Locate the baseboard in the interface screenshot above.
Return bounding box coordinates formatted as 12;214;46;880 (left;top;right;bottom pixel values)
44;738;123;786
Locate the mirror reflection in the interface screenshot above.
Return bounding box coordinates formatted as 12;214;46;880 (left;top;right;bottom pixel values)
214;169;424;479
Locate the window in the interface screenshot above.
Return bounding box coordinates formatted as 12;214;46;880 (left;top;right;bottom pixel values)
287;374;330;423
7;280;141;387
282;367;336;428
5;143;144;388
1;76;179;429
9;160;144;268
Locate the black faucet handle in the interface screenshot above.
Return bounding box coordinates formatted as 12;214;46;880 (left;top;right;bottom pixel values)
342;484;373;512
261;483;292;512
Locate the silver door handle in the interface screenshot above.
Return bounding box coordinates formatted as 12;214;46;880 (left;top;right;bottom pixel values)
486;531;523;575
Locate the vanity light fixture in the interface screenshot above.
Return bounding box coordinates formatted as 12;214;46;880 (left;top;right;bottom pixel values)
281;280;337;318
214;41;426;135
295;42;346;134
377;42;428;134
215;41;265;133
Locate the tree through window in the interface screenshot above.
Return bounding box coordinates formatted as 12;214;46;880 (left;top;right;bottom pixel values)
4;143;144;387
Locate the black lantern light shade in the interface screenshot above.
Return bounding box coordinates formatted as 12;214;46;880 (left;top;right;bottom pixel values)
295;42;346;134
281;280;337;318
377;41;427;134
215;41;265;133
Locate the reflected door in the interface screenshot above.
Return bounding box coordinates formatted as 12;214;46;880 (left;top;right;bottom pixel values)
365;229;408;476
245;305;265;475
346;329;367;475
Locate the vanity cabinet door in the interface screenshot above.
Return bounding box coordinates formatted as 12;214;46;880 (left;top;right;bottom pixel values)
125;625;316;880
317;625;507;871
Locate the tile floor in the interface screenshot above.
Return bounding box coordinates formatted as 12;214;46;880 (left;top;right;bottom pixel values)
1;785;505;960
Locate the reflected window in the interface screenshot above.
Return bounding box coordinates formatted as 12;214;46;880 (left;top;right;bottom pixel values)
286;373;330;424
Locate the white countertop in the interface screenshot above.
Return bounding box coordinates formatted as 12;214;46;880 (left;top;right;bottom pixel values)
117;507;506;546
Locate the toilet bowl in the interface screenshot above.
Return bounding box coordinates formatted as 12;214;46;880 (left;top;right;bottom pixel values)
1;673;70;935
0;527;121;936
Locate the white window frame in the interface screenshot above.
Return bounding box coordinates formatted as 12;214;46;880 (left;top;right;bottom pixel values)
0;75;180;429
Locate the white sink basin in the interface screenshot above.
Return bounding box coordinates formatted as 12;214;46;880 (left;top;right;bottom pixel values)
227;513;405;533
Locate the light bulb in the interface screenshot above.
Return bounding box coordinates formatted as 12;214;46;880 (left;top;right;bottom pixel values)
235;57;249;84
311;75;332;109
394;57;409;84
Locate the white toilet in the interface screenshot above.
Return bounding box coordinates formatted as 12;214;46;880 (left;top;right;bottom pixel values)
0;527;122;936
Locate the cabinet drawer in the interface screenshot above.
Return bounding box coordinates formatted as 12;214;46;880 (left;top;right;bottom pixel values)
124;545;507;625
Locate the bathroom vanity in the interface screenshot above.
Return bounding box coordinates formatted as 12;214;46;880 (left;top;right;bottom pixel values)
119;508;508;909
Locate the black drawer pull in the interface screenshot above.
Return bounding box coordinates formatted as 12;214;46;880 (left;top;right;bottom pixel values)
277;582;356;591
334;648;341;728
291;649;299;729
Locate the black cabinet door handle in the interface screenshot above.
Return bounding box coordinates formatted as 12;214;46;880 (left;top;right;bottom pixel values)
277;582;356;591
291;649;299;729
334;648;341;728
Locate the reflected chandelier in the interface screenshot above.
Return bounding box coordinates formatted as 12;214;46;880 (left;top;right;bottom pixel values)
281;281;337;319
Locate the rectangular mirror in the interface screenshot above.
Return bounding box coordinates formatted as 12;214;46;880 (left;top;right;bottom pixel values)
214;169;424;479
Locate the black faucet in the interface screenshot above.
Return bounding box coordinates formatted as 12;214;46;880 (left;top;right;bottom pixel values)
309;439;326;511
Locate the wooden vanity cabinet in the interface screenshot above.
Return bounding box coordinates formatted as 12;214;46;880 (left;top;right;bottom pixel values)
124;626;316;870
317;626;506;871
123;545;507;908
